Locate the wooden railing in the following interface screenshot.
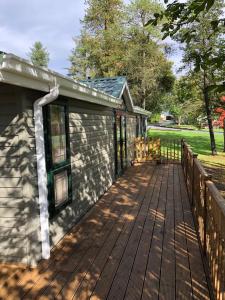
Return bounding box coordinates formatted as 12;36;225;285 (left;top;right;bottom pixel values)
181;139;225;299
134;137;181;163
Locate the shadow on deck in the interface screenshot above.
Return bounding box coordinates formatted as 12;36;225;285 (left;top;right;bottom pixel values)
0;163;211;299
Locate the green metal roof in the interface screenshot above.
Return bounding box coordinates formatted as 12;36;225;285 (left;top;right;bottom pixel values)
80;76;126;98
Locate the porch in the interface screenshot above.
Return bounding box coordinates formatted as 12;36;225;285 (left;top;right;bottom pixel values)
0;162;211;300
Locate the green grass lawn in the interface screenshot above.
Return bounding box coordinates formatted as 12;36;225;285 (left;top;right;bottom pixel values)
148;128;224;160
148;128;225;196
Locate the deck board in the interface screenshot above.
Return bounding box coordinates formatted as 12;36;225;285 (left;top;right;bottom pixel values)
0;163;211;300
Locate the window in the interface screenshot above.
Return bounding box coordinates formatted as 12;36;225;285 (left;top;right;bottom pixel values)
50;105;67;164
44;103;72;217
54;170;69;207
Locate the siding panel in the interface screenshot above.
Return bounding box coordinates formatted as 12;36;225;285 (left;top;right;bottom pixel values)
0;86;41;266
50;105;115;247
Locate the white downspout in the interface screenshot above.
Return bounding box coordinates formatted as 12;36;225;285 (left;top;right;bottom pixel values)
34;85;59;259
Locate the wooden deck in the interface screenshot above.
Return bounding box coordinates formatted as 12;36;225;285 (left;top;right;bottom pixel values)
0;163;211;300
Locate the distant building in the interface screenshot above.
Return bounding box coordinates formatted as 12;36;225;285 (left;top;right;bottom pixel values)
160;111;175;123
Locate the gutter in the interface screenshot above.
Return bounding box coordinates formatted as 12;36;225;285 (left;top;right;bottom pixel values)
133;106;152;117
0;54;121;109
34;85;59;259
0;54;152;117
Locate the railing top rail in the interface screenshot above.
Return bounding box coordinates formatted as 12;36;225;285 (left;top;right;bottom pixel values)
193;158;211;178
206;180;225;218
182;141;195;155
182;139;212;178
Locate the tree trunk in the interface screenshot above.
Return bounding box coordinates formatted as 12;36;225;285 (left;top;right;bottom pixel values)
142;97;146;110
178;116;181;126
223;118;225;152
203;72;217;155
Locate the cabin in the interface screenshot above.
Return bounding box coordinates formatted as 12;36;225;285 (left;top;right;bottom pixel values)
2;55;225;300
0;53;150;265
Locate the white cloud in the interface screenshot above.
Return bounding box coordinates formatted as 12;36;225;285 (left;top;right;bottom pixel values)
0;0;85;74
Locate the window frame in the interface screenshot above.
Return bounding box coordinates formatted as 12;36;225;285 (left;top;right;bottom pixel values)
43;101;72;218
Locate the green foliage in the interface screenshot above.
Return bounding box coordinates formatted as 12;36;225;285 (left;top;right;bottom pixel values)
148;0;221;38
148;0;225;155
69;0;125;78
28;41;49;68
177;0;225;75
124;0;175;110
150;113;161;123
163;75;203;125
69;0;175;111
148;0;225;72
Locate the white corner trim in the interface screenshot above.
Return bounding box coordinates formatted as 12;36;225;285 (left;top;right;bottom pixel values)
34;85;59;260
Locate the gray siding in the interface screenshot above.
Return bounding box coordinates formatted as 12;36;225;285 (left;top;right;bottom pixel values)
0;85;139;265
0;85;41;265
49;101;115;246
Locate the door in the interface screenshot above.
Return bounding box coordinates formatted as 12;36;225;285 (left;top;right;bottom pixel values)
121;115;127;169
115;112;127;177
44;104;72;217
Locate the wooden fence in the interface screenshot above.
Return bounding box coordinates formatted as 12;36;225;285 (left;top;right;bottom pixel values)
181;139;225;299
134;137;181;163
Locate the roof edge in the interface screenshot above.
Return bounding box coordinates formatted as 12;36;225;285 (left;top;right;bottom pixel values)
133;106;152;117
0;53;151;116
0;53;121;109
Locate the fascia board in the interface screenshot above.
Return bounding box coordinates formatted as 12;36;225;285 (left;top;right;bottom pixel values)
119;82;126;99
0;54;122;108
133;106;152;117
119;83;134;112
124;83;134;108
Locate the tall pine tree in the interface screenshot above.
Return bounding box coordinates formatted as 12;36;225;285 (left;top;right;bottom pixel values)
69;0;174;111
69;0;125;78
123;0;174;110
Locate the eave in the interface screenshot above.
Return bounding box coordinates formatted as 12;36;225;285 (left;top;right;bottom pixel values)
0;54;122;109
0;53;151;116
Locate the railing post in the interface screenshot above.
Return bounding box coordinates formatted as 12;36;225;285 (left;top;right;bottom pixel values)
185;144;189;182
181;138;184;166
191;154;198;207
203;174;212;256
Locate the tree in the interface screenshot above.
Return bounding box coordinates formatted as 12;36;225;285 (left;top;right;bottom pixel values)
163;75;203;125
148;0;225;83
174;0;225;155
69;0;175;111
69;0;125;78
123;0;175;110
148;0;224;40
28;41;49;68
150;0;225;155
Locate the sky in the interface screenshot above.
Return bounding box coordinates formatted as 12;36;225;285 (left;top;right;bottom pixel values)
0;0;182;76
